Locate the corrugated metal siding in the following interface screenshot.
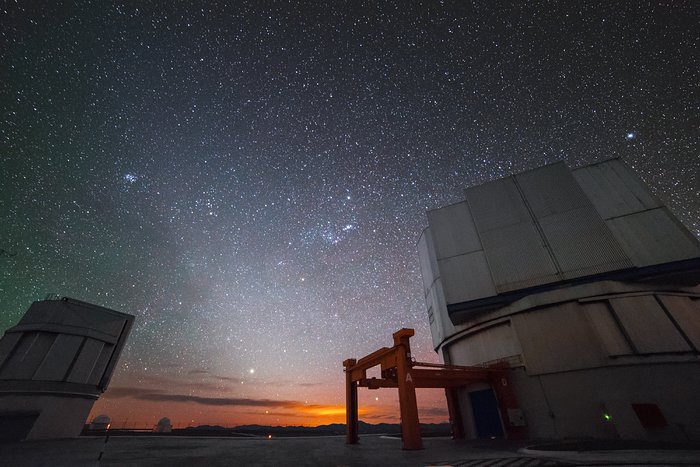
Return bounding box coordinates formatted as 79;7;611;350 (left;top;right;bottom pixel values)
516;162;632;279
466;177;534;229
573;159;661;219
515;162;586;217
537;206;633;279
606;207;700;266
419;159;699;320
466;177;559;293
478;221;560;292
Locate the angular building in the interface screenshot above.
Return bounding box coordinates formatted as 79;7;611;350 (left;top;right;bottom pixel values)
0;297;133;441
418;159;700;441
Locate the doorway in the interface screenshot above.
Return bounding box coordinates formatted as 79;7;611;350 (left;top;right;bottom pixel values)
469;388;504;438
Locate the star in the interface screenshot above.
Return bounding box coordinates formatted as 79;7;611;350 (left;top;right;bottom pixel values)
1;0;696;429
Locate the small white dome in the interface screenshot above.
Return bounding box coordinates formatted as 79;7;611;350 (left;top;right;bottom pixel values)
92;415;111;424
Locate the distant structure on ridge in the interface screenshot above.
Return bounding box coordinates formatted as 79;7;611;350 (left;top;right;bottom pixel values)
90;414;111;430
154;417;173;433
0;297;134;441
418;159;700;441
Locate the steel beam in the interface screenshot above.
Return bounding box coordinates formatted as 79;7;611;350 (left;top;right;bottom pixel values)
343;329;521;449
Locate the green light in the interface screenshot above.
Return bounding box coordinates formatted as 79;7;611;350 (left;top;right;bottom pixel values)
603;413;611;421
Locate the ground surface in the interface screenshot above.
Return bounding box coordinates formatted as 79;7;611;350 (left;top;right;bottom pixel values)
1;435;700;467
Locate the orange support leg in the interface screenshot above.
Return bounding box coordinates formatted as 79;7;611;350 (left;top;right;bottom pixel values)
393;329;422;450
445;387;464;439
344;359;359;444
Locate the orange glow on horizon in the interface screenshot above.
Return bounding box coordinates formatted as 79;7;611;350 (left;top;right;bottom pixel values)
87;373;448;429
87;393;450;429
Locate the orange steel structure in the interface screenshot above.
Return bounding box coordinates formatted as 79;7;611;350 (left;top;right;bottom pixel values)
343;328;523;450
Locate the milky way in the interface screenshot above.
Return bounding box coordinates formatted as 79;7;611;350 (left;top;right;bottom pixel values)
1;1;698;427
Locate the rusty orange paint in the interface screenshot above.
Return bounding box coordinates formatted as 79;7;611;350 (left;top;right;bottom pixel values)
343;328;523;450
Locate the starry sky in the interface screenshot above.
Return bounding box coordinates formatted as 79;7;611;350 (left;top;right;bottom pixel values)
1;1;698;428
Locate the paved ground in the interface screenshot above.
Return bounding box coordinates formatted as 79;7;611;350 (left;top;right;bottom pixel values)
1;435;700;467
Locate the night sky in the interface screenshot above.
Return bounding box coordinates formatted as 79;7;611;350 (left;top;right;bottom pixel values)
1;1;698;428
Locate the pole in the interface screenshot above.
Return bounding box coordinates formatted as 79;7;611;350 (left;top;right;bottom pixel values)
344;359;359;444
393;329;422;450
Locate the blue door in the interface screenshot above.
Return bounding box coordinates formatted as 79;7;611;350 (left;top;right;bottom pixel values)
469;389;504;438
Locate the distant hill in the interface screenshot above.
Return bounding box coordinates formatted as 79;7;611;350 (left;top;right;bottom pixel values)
84;421;452;438
179;421;451;437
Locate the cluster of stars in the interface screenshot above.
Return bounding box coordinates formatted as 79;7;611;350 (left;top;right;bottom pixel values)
1;1;697;426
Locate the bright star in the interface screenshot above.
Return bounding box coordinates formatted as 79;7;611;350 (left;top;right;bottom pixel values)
626;132;636;140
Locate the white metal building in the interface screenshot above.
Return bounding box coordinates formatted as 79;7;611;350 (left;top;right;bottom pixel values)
418;159;700;441
0;297;133;440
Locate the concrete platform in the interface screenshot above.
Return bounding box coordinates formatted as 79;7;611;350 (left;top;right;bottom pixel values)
1;435;700;467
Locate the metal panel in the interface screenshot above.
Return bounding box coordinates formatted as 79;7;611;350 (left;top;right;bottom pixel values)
537;206;632;280
573;159;661;219
659;295;700;350
515;162;632;280
606;208;700;267
466;177;559;292
0;333;56;380
67;338;105;384
427;201;482;259
610;296;691;354
55;302;128;338
584;302;633;356
417;229;439;296
0;333;22;369
448;323;522;367
512;302;607;374
515;162;587;217
426;281;454;347
478;221;560;292
437;251;496;305
33;334;84;381
87;344;114;386
466;177;534;230
17;304;58;326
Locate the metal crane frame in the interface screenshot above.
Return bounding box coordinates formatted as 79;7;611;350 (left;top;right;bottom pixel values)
343;328;523;450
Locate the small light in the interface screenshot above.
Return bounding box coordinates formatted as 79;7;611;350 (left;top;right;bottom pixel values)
268;434;272;439
603;413;612;421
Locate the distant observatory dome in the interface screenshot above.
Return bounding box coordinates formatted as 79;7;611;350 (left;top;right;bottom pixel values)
154;417;173;433
90;415;110;430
